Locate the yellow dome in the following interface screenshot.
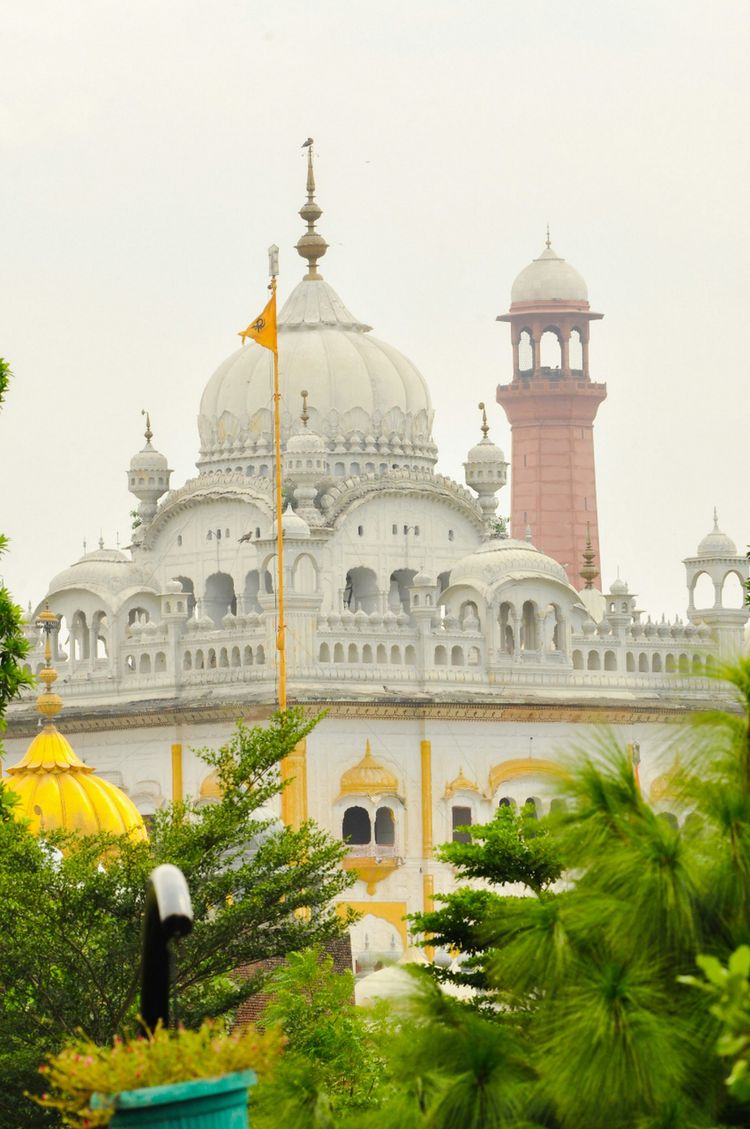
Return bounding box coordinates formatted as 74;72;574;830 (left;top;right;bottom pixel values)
7;726;147;841
444;768;480;799
339;740;401;800
199;770;223;801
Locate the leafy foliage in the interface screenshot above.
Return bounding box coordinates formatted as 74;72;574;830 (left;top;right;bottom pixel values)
0;710;353;1128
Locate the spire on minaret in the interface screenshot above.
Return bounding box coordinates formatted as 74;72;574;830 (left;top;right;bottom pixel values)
579;521;599;589
142;409;153;446
545;223;551;249
478;401;490;439
301;389;310;428
295;139;328;281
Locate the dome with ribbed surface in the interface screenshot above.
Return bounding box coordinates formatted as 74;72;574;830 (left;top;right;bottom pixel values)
198;278;436;473
697;513;737;557
7;727;147;840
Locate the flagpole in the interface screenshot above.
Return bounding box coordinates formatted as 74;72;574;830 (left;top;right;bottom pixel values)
268;248;286;711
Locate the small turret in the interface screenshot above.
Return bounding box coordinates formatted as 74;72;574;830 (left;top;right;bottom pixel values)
464;403;507;533
128;412;172;527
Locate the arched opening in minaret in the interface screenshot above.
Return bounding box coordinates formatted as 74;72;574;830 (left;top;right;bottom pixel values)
389;568;417;613
692;572;714;610
722;571;745;609
569;328;584;374
93;610;109;660
71;610;89;661
204;572;237;625
540;328;562;372
344;567;378;613
518;329;533;374
342;806;370;846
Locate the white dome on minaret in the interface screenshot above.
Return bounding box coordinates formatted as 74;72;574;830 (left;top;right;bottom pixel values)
198;146;436;474
510;235;589;307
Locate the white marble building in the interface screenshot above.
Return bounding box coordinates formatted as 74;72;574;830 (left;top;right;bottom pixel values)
5;155;748;963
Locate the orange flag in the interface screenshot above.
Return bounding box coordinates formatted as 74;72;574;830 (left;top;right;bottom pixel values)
239;290;277;352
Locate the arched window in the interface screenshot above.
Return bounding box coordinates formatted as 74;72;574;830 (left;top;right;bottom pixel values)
389;568;417;613
540;328;562;370
451;645;464;666
468;646;480;666
572;650;584;670
679;654;689;674
722;571;746;609
334;643;344;663
498;796;516;811
293;554;318;594
520;601;538;651
374;807;395;846
460;600;480;629
204;572;236;625
692;571;714;609
452;805;472;844
587;651;601;670
666;654;676;673
319;642;330;663
405;645;416;665
342;806;371;845
362;644;373;663
569;328;583;373
231;646;241;667
244;569;261;612
219;648;229;668
344;566;378;613
435;645;447;666
604;651;617;671
244;645;253;665
518;328;533;373
155;652;166;672
139;653;151;674
183;651;192;670
692;655;703;673
348;643;358;663
652;654;662;673
498;602;514;654
195;649;205;669
639;652;649;672
175;577;196;616
390;645;401;664
626;652;635;672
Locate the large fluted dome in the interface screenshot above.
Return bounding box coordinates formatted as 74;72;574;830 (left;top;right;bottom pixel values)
197;277;436;473
448;537;574;597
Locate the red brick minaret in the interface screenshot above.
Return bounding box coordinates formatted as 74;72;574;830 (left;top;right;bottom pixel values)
496;236;606;585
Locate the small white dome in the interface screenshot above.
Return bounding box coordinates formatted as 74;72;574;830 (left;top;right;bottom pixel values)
165;578;183;594
511;244;588;306
46;548;152;599
448;537;571;594
129;441;168;473
465;437;506;465
277;505;310;540
412;568;435;587
286;428;326;456
610;577;628;595
697;514;737;557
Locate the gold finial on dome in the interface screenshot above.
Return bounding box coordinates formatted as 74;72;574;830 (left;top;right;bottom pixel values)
296;139;328;281
301;389;310;428
34;606;63;720
339;739;401;800
580;521;599;590
478;401;489;439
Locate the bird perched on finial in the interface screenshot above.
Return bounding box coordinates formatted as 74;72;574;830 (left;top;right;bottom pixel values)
302;137;313;148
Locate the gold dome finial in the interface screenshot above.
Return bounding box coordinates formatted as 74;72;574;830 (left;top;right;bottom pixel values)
34;606;63;720
141;409;153;445
478;401;489;439
296;139;328;281
579;521;599;590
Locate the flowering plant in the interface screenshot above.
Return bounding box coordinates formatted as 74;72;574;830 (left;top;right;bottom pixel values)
33;1020;283;1127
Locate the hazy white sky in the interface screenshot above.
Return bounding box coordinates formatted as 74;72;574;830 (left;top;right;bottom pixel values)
1;0;748;621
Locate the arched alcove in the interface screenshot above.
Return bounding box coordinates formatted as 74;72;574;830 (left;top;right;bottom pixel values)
569;328;584;373
344;566;378;613
540;328;562;370
722;571;746;609
293;553;318;594
389;568;417;613
175;577;196;616
518;328;533;373
692;571;715;609
244;570;261;612
342;806;371;845
204;572;237;625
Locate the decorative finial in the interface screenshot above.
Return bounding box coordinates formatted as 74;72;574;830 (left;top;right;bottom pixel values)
34;606;63;721
525;523;533;543
713;506;719;530
83;537;87;554
478;402;489;439
545;224;551;249
142;409;153;444
295;139;328;281
301;389;310;428
116;531;120;548
98;532;104;551
579;521;599;590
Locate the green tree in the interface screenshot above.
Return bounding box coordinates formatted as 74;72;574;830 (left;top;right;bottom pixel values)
0;710;354;1128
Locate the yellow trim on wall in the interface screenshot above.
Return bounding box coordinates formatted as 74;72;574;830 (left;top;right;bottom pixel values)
421;739;432;858
171;743;183;803
281;737;308;829
338;900;408;949
489;757;566;795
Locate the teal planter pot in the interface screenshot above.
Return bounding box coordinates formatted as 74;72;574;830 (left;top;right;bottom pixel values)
91;1069;256;1128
